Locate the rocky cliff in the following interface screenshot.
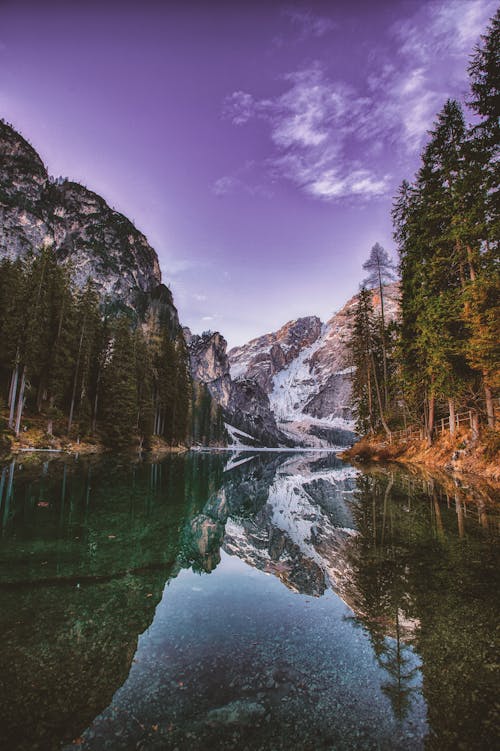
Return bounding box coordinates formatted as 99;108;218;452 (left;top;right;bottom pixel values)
228;285;399;446
0;119;167;317
185;329;293;447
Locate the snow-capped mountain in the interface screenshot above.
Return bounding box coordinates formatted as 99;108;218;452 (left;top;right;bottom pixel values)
228;284;399;445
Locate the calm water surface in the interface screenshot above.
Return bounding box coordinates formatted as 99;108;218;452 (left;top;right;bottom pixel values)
0;451;498;750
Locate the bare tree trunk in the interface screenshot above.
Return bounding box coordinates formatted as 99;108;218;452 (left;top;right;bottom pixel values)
448;398;455;435
68;324;85;433
466;244;477;282
367;358;374;434
91;358;103;436
484;381;495;428
377;269;389;409
14;366;27;437
371;352;391;438
8;362;19;428
471;410;479;441
427;394;435;446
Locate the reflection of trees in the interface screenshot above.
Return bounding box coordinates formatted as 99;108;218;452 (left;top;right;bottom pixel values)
345;468;500;748
379;612;420;720
345;472;421;721
0;451;228;751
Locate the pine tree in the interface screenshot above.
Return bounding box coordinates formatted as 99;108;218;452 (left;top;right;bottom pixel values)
394;101;479;441
67;280;101;436
100;316;138;448
134;327;154;449
362;242;397;409
348;288;389;436
44;260;77;435
171;334;191;445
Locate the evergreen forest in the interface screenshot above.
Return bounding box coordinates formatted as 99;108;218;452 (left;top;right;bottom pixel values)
0;247;225;450
348;10;499;443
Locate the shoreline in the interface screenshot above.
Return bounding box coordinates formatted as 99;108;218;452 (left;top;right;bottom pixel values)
341;429;500;494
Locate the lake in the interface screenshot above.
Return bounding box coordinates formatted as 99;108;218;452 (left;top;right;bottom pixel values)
0;451;498;750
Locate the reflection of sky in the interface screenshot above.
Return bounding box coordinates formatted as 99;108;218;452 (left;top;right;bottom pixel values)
72;551;427;749
2;1;497;345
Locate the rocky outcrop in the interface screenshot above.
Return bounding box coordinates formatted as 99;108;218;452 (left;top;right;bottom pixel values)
187;330;232;407
228;379;293;447
186;329;293;447
0;119;164;315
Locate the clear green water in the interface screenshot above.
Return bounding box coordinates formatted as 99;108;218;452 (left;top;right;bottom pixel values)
0;451;498;750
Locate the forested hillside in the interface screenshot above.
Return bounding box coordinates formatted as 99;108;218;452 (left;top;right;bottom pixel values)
0;248;195;450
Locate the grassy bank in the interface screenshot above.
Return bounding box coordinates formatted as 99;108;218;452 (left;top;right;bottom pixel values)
342;427;500;490
0;410;189;460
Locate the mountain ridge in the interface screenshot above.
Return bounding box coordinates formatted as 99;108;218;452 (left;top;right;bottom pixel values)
0;119;163;313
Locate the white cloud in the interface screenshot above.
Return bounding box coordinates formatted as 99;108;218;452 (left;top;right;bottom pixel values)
282;7;337;39
221;0;496;201
382;0;498;148
212;175;238;195
223;64;388;201
211;172;273;199
306;169;390;200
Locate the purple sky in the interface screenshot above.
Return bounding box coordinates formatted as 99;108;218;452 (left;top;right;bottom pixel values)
1;0;496;346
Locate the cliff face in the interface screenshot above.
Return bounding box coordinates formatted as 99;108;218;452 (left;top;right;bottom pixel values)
186;329;293;447
0;120;163;313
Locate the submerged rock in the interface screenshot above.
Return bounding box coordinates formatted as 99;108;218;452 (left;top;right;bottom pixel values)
206;700;266;726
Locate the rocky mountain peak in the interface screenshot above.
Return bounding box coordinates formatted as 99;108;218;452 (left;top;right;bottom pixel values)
187;328;293;447
228;315;322;392
0;120;162;312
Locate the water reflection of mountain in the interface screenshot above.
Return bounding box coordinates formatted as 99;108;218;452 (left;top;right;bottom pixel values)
186;453;500;749
222;453;359;598
0;452;498;751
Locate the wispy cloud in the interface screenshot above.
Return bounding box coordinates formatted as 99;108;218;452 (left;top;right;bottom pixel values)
380;0;498;148
212;168;274;198
282;7;337;39
219;0;496;202
222;63;388;201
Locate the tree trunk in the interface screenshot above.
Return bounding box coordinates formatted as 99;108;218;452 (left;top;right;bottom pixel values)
14;366;27;437
370;352;391;438
448;398;456;435
466;244;477;282
68;324;85;433
91;363;102;436
484;381;495;428
471;410;479;440
377;270;389;409
367;358;374;434
427;394;435;446
8;362;19;428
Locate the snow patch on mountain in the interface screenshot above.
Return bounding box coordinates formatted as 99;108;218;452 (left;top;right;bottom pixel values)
268;326;326;420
